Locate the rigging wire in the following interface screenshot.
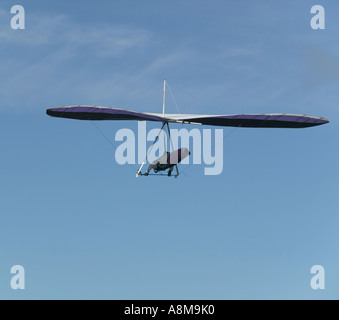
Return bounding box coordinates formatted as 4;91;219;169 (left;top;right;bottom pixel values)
91;81;164;176
169;82;212;109
166;81;181;115
107;81;163;108
179;126;240;177
90;121;139;174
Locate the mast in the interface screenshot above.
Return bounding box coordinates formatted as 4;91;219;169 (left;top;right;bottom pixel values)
162;79;166;116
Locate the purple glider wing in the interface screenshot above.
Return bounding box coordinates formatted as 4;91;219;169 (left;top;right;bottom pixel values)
46;106;329;128
167;113;329;128
46;106;164;122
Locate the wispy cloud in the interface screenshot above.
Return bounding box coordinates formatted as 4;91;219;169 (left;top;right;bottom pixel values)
0;11;153;112
0;8;279;116
0;11;150;57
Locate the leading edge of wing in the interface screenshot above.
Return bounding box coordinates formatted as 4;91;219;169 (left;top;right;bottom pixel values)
162;113;329;128
46;105;164;122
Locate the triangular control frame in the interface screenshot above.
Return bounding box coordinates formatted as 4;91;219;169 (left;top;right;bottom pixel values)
136;120;179;178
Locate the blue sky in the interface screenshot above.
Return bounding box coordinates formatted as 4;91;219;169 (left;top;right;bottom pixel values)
0;0;338;299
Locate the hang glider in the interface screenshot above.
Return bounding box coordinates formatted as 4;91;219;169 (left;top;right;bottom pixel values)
46;81;329;178
46;105;329;129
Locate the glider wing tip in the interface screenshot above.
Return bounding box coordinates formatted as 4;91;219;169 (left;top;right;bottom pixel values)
46;108;57;117
319;117;329;126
